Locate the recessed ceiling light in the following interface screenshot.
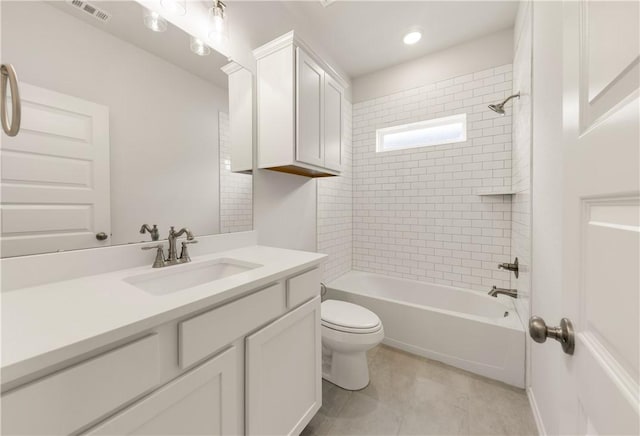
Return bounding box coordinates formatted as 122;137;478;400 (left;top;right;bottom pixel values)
403;31;422;45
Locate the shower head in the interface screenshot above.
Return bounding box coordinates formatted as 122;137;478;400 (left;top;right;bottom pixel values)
488;92;520;115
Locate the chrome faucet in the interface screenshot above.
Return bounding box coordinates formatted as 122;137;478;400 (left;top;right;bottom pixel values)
167;226;194;263
139;224;160;241
141;226;196;268
488;286;518;298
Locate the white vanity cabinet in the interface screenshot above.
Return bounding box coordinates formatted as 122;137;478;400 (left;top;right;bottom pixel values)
254;31;347;178
1;266;322;436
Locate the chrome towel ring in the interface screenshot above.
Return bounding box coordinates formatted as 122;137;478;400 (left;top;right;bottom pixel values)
1;64;21;137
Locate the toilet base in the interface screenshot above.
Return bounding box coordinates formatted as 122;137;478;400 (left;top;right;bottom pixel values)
322;346;370;390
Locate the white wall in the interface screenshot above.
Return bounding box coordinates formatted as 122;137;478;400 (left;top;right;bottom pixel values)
529;2;566;434
1;1;228;245
352;28;514;103
510;1;533;340
317;100;353;283
219;113;253;233
352;64;514;291
253;170;317;252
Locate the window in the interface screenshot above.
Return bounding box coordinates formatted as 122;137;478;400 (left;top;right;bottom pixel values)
376;114;467;153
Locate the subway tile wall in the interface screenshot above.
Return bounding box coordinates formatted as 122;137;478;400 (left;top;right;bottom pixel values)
317;99;353;283
352;65;514;291
511;1;533;323
219;112;253;234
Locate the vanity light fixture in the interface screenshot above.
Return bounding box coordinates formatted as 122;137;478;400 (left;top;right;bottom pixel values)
403;30;422;45
208;0;228;45
190;36;211;56
143;8;167;32
160;0;186;16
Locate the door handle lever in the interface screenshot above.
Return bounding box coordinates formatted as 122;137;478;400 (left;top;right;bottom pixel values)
529;316;575;355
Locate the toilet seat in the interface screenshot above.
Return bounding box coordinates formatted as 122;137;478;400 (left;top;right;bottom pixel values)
321;300;381;334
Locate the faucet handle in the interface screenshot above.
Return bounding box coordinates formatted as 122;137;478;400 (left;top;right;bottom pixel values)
179;240;198;263
142;244;166;268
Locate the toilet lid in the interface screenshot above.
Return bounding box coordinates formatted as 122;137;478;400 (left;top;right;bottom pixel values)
321;300;381;332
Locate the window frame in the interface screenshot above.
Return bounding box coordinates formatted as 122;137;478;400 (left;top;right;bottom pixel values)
375;113;467;153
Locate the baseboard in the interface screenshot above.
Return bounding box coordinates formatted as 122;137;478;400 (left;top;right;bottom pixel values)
527;387;547;436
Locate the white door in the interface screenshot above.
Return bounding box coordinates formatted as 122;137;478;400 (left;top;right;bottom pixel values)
85;346;239;436
245;297;321;436
296;48;325;168
1;83;110;257
324;75;343;172
534;1;639;434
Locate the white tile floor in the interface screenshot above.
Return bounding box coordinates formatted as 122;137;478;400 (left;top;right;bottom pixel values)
303;345;538;436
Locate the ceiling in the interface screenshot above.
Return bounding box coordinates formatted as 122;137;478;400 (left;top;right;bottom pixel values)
48;1;229;88
47;1;519;85
227;1;519;78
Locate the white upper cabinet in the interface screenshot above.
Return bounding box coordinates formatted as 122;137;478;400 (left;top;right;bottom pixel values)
254;31;348;178
222;62;253;174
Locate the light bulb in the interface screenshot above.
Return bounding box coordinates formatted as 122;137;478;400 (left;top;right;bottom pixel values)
160;0;186;16
190;36;211;56
143;8;167;32
403;31;422;45
208;1;228;45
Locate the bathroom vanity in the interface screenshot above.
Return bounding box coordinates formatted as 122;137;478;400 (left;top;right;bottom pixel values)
1;242;326;435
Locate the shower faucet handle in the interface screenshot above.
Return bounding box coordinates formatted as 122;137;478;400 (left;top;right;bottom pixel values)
498;257;519;278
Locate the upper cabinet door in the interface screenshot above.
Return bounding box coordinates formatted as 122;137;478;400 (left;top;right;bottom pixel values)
227;67;254;173
296;48;325;167
323;75;343;172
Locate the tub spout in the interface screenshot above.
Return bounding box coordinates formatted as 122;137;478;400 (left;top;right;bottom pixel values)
488;286;518;298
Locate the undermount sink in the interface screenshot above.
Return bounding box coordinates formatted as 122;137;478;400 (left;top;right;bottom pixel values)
124;258;262;296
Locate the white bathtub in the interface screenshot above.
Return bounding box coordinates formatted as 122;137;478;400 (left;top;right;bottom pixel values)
326;270;525;387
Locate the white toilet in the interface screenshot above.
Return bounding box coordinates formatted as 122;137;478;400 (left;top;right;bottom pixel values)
321;300;384;390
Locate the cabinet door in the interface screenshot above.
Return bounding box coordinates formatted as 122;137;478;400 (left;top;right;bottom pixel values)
323;75;343;172
246;297;322;436
85;347;239;436
228;67;253;173
296;48;324;168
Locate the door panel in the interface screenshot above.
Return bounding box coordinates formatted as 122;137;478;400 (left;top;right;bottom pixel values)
562;1;639;434
324;75;342;172
296;48;324;167
1;83;110;256
245;297;321;436
580;1;640;130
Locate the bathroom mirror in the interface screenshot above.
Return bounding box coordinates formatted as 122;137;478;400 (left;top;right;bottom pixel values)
0;0;253;258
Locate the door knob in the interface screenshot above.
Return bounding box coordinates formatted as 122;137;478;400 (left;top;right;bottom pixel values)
529;316;575;355
95;232;108;241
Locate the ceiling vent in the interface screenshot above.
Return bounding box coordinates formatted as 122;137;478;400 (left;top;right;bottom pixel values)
66;0;112;23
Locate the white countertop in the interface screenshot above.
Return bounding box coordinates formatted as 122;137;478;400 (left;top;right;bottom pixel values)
1;245;326;384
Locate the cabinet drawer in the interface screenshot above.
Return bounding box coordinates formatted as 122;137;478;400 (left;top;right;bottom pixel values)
287;268;320;308
85;346;239;436
1;335;160;435
179;282;285;369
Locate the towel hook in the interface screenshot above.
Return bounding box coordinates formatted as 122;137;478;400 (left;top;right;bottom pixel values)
1;64;21;137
